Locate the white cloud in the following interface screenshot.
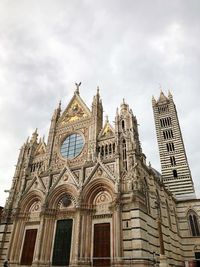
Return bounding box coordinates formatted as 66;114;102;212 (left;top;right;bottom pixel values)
0;0;200;205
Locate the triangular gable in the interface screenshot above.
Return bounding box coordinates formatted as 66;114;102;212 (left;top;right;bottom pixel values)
34;142;46;156
99;120;115;139
49;165;79;192
83;158;117;188
59;92;91;125
23;174;46;196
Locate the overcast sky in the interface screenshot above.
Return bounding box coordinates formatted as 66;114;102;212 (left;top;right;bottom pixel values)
0;0;200;206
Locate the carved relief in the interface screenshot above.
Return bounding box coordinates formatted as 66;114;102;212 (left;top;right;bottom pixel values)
106;163;115;174
97;168;103;176
52;175;59;185
101;124;114;137
30;200;41;213
72;170;80;182
126;165;145;193
85;167;93;178
42;177;49;187
63;173;69;181
93;191;112;215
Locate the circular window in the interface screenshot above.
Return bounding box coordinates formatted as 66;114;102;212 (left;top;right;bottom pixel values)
60;133;84;159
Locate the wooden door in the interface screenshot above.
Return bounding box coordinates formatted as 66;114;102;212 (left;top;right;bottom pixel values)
20;229;37;265
52;219;73;266
195;252;200;267
93;223;110;266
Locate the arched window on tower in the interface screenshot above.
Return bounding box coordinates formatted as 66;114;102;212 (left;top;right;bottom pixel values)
122;120;125;130
188;210;200;236
173;169;178;178
170;156;176;166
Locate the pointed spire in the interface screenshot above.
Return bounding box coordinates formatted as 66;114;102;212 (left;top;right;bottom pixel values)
30;128;38;143
168;90;173;99
158;90;168;102
57;100;61;117
58;100;61;110
97;86;100;96
120;98;129;112
26;136;29;144
105;115;109;123
116;107;119;116
94;86;100;103
152;95;156;105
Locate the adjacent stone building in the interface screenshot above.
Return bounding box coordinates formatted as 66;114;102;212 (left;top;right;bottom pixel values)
0;86;200;267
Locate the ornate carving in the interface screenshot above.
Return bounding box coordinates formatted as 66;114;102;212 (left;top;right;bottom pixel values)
63;174;69;181
30;201;41;213
101;124;114;137
61;101;88;124
126;164;145;194
97;168;103;176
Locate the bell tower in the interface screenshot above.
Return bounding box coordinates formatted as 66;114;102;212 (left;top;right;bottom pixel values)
152;91;195;197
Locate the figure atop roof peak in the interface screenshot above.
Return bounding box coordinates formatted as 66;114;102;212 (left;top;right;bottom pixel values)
75;82;81;95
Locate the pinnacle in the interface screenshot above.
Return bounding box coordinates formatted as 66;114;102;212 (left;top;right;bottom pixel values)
158;90;168;102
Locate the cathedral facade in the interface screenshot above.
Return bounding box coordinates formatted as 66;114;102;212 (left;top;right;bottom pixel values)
0;86;200;267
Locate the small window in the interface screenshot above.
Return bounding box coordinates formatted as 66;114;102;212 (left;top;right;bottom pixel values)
101;146;104;156
109;144;112;154
113;143;115;153
122;139;127;170
170;156;176;166
105;145;108;155
173;169;178;178
166;142;175;152
122;120;125;130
